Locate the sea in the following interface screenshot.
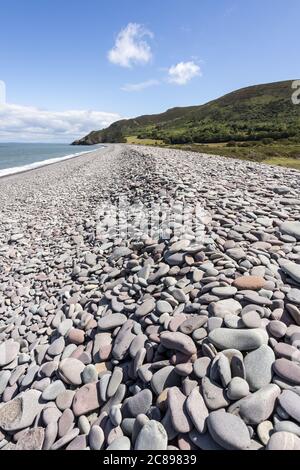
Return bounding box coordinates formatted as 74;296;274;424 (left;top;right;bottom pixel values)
0;142;105;178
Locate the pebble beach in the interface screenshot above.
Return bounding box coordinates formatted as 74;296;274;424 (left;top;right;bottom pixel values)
1;144;300;451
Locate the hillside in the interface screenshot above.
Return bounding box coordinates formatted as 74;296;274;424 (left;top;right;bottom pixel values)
72;80;300;146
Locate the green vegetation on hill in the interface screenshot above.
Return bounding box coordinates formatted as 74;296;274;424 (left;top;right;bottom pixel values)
72;80;300;148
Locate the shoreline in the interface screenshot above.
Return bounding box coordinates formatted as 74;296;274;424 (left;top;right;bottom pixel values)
0;145;106;179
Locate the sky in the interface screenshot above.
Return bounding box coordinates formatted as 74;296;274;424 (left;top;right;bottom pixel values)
0;0;299;142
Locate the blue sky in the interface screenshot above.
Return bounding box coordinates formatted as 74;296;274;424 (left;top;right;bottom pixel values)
0;0;299;141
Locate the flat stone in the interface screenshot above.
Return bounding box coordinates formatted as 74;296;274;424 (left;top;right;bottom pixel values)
189;429;224;450
107;436;131;450
136;298;156;317
179;316;207;334
122;389;152;418
58;358;85;386
244;345;275;391
156;300;173;314
0;340;20;366
47;337;65;356
239;384;281;424
278;390;300;423
274;358;300;385
280;221;300;240
242;311;261;328
186;387;209;434
135;421;168;450
209;328;268;351
274;342;300;363
201;377;230;410
72;382;101;416
151;366;181;395
107;367;123;398
287;288;300;305
227;377;250;400
193;357;211;379
280;259;300;284
267;432;300;450
68;328;85;345
168;387;193;433
207;410;251;450
98;313;127;330
56;390;75;411
0;389;43;431
210;299;242;318
15;427;45;450
160;331;196;356
82;364;98;384
233;276;266;290
89;425;104;450
66;434;87;450
51;428;79;450
112;320;135;360
42;380;66;401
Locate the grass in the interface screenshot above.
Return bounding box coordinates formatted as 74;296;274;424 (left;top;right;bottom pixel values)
126;136;300;171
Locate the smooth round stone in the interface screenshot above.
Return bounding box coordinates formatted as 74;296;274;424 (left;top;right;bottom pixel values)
189;429;224;450
56;390;75;411
107;367;123;398
0;341;20;367
274;358;300;385
224;314;244;329
274;342;300;362
287;289;300;305
156;300;173;314
58;319;73;336
89;425;104;450
58;408;74;437
151;366;181;395
135;299;155;317
169;239;190;253
241;311;261;328
58;358;85;386
210;299;242;318
110;405;122;426
193;357;211;379
217;354;232;387
78;415;90;434
278;390;300;423
280;221;300;240
227;377;250;400
192;328;207;341
47;337;65;356
186;387;209;434
170;288;187;303
165;253;185;267
211;287;237;298
72;382;101;417
267;320;287;338
207;317;223;332
168;387;193;433
42;380;66;401
107;436;131;450
201;377;230;410
208;328;268;351
233;276;266;291
179;316;207;334
82;364;98;384
207;410;251;450
98;313;127;330
244;345;275;391
257;421;274;446
68;328;85;345
275;420;300;437
266;432;300;450
122;389;152;418
42;406;62;425
160;331;196;356
238;384;281;425
135;421;168;450
280;259;300;284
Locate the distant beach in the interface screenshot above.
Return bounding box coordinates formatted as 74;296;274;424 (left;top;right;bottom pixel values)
0;142;105;178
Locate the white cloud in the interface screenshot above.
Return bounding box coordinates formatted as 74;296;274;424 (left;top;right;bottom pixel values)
121;79;159;92
0;103;122;142
108;23;153;68
167;61;201;85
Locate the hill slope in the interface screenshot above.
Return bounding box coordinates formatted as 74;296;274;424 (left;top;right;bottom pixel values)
72;80;300;145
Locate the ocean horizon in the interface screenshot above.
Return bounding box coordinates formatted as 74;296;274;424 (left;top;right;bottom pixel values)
0;142;105;177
